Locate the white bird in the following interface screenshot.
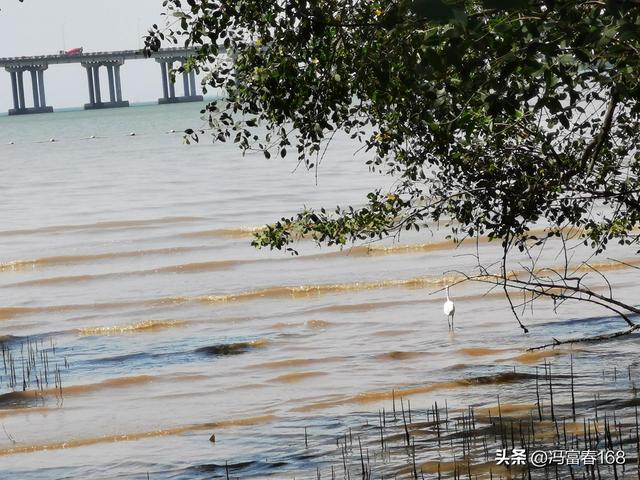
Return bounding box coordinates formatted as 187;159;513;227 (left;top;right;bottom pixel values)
443;285;455;330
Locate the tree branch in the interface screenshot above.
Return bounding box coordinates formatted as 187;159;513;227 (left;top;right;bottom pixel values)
582;88;619;175
527;324;640;351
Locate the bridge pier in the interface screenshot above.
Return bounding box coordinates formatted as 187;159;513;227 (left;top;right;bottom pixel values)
38;70;46;108
115;64;123;102
82;61;129;110
156;58;202;104
30;70;39;108
93;65;102;103
6;65;53;115
1;47;211;115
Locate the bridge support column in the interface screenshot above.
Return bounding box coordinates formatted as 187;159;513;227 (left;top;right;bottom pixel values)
156;57;202;104
30;70;40;108
189;71;197;97
107;65;115;102
94;65;102;103
85;65;96;104
37;70;46;108
182;65;190;96
160;61;169;100
6;66;53;115
114;64;123;102
168;61;176;99
10;71;19;110
83;61;129;110
17;70;25;109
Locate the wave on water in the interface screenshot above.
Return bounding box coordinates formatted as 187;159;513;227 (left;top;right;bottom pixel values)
319;238;483;257
0;246;207;272
0;374;156;408
8;273;116;287
270;371;327;383
0;307;39;320
457;347;515;357
155;260;242;273
75;319;189;336
0;414;276;456
0;216;205;237
294;371;538;412
0;301;139;320
197;275;464;304
309;299;427;314
507;349;571;364
4;261;243;288
180;226;267;238
0;373;208;409
247;356;345;370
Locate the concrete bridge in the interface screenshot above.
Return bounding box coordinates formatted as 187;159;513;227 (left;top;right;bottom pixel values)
0;47;206;115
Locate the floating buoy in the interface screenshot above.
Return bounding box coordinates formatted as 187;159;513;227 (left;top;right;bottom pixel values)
89;135;96;139
128;132;136;136
8;141;14;145
49;138;56;142
168;129;176;133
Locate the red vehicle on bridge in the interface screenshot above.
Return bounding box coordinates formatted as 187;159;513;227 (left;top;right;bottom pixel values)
59;47;83;56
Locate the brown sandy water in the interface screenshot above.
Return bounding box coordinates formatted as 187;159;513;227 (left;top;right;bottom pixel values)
1;105;639;479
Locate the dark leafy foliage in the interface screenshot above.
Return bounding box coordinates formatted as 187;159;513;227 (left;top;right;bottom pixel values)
145;0;640;259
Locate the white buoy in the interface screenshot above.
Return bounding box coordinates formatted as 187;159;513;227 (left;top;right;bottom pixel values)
168;129;176;133
49;138;56;142
89;135;96;139
8;141;14;145
128;132;136;136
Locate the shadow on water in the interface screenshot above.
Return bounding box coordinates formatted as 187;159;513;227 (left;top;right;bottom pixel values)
174;459;289;479
0;336;269;409
534;312;639;336
86;338;269;368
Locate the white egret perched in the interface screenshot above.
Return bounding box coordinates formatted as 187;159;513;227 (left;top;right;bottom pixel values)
443;285;455;330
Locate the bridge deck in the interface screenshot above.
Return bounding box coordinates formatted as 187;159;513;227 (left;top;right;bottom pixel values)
0;47;198;67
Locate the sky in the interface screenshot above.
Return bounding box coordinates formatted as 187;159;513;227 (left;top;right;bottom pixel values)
0;0;200;112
